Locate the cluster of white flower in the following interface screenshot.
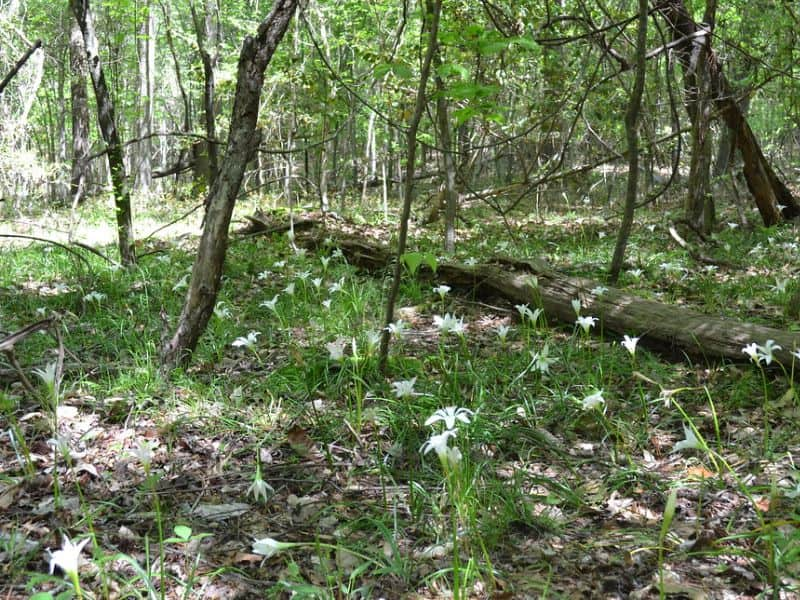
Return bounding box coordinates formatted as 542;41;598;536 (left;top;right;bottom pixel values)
420;406;474;468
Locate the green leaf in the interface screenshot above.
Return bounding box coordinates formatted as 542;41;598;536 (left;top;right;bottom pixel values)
173;525;192;541
436;62;470;80
401;252;438;276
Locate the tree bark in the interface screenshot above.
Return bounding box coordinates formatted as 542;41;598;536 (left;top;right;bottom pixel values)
288;224;800;367
69;20;89;207
161;0;298;371
190;0;219;190
377;0;441;373
658;0;800;226
71;0;135;265
133;1;155;196
609;0;647;283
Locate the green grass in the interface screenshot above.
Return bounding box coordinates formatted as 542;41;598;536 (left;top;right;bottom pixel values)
1;195;799;598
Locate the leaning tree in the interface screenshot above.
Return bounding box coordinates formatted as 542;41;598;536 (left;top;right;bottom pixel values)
161;0;299;371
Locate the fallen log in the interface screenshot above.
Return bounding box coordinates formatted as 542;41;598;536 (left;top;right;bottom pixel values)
290;225;800;366
437;259;800;366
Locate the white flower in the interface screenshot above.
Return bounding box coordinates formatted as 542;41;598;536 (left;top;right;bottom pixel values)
445;446;462;467
326;339;347;361
257;270;270;280
515;304;535;323
433;313;466;335
312;277;323;289
571;298;582;316
672;424;703;452
629;268;643;279
387;320;407;338
232;331;260;349
590;286;608;296
273;260;286;269
252;536;294;558
792;350;800;361
581;390;605;410
420;429;458;459
247;468;274;503
214;303;232;319
621;335;640;356
496;324;511;341
464;257;478;266
48;535;90;577
83;290;107;303
726;222;739;229
530;344;558;374
425;406;474;429
365;330;382;353
129;439;158;470
575;315;597;333
391;377;417;399
283;283;295;296
328;277;344;294
260;295;280;311
32;362;58;388
320;256;331;270
433;284;451;299
296;270;311;282
771;278;789;294
742;342;761;363
757;340;781;365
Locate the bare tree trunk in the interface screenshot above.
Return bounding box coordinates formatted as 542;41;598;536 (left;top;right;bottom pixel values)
609;0;647;283
161;0;298;372
378;0;441;373
159;0;193;182
71;0;135;265
658;0;800;225
684;1;715;234
133;0;155;196
69;19;89;207
190;0;219;190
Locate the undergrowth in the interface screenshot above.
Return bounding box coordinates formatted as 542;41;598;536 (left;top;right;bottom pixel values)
1;194;799;598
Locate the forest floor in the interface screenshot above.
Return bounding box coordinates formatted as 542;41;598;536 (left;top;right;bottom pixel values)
1;192;799;599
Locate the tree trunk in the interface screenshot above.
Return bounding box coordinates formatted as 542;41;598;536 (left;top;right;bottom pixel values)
133;1;155;196
289;224;800;368
190;0;219;190
609;0;647;283
430;18;458;255
658;0;800;226
684;2;715;235
161;0;298;372
378;0;441;372
69;19;90;207
71;0;135;265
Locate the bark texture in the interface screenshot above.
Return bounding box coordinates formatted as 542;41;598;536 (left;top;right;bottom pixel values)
69;22;89;206
161;0;298;371
289;222;800;366
71;0;135;265
658;0;800;226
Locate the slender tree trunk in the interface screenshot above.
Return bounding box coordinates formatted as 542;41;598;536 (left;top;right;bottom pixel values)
685;2;715;234
159;0;193;182
609;0;647;283
429;24;457;254
191;0;219;190
658;0;800;225
71;0;135;265
133;1;155;196
69;19;90;207
378;0;441;373
161;0;298;371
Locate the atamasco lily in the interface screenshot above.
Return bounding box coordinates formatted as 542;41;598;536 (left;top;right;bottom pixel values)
424;406;474;429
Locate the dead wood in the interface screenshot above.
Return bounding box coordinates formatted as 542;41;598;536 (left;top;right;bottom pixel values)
288;225;800;365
